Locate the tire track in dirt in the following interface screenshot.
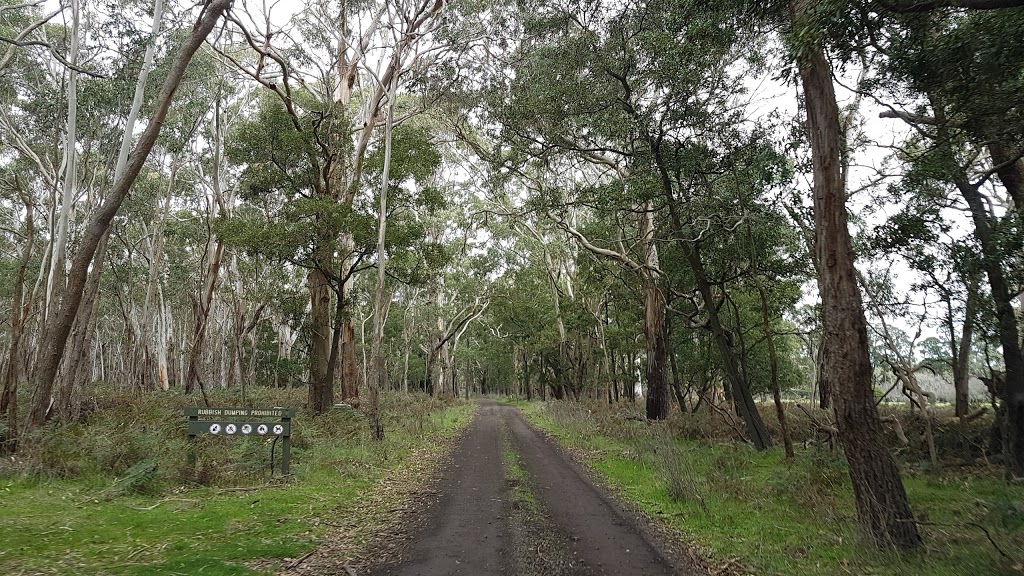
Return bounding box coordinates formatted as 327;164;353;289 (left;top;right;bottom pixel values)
363;401;703;576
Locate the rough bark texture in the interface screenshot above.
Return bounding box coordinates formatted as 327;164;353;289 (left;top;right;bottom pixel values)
56;231;108;421
26;0;234;430
794;0;923;547
989;143;1024;213
642;277;669;420
308;267;334;414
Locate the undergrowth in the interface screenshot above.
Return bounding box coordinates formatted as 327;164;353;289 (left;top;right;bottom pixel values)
0;384;474;575
524;399;1024;576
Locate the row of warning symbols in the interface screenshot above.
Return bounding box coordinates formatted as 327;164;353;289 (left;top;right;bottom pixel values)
207;423;285;436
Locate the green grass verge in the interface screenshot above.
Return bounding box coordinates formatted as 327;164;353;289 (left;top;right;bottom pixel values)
521;401;1024;576
0;395;475;576
502;435;535;508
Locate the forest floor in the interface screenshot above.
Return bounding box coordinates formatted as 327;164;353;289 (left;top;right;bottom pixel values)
519;399;1024;576
0;387;475;575
335;400;704;576
3;394;1021;575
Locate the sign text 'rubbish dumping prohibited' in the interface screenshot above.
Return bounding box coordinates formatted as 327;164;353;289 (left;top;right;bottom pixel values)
185;407;294;474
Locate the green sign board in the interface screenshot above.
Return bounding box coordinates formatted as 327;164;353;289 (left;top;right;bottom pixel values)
185;406;293;474
187;419;291;436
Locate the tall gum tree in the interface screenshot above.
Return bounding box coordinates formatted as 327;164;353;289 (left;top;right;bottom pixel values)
788;0;922;549
220;0;447;414
478;0;784;435
25;0;235;430
868;1;1024;477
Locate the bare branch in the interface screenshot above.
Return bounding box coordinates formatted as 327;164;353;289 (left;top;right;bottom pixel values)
0;33;106;78
882;0;1024;11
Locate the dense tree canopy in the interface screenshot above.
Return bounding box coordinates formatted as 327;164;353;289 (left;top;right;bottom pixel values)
2;0;1024;552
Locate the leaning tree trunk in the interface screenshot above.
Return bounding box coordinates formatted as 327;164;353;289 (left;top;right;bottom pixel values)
753;269;794;459
186;237;223;398
955;177;1024;476
989;142;1024;214
26;0;231;430
793;0;922;548
55;231;109;422
688;244;772;449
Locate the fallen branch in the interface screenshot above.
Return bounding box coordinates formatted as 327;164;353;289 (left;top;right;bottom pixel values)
705;397;750;443
898;518;1016;562
798;404;839;435
126;497;198;511
958;407;989;424
880;415;910;445
286;550;316;569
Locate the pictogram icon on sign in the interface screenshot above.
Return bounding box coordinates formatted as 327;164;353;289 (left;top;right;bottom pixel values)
241;424;252;435
225;424;237;435
273;424;284;435
209;423;221;434
257;424;268;435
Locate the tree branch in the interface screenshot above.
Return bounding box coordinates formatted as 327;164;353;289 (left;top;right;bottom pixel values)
0;34;107;78
882;0;1024;11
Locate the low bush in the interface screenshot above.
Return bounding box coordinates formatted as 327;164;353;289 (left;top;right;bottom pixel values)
525;398;1023;576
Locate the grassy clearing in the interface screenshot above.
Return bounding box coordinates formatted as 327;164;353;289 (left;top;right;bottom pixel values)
0;386;474;576
522;400;1024;576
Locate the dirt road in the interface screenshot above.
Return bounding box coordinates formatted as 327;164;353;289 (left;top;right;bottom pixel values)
363;401;701;576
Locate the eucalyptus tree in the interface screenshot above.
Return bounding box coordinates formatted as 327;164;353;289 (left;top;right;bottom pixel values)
0;0;234;432
217;0;450;414
483;221;564;399
0;169;35;452
472;0;789;444
787;0;923;550
857;1;1024;477
868;184;983;418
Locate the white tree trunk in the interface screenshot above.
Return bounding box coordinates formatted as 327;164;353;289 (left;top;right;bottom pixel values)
369;71;397;396
45;0;81;315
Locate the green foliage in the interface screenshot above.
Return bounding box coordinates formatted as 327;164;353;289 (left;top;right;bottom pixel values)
0;387;475;575
102;459;160;499
526;400;1024;576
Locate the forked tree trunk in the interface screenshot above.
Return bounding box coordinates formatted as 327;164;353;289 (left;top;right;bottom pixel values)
793;0;922;548
367;75;397;440
44;0;80;316
953;281;977;418
186;238;223;398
